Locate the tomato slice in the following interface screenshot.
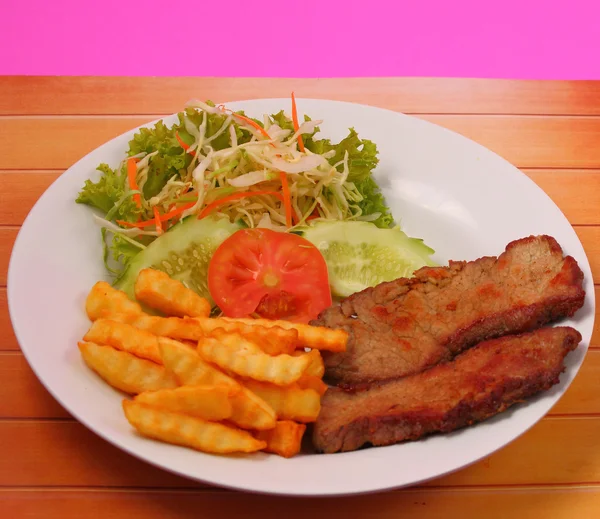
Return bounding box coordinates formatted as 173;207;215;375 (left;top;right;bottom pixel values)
207;228;332;323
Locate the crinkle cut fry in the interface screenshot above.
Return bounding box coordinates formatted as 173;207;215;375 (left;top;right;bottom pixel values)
194;317;298;354
78;341;177;394
83;319;162;364
110;314;206;341
85;281;143;321
221;316;348;352
134;268;211;318
197;334;311;386
254;421;307;458
123;401;266;454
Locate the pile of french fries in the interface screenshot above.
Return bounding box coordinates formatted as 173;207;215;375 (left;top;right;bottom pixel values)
78;268;348;458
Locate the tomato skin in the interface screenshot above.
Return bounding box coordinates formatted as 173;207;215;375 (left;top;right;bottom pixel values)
207;228;332;323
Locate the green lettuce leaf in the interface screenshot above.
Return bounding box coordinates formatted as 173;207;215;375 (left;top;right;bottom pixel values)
306;128;392;228
128;120;179;157
99;230;148;280
108;233;148;281
127;120;189;199
270;110;296;133
353;176;394;228
76;163;140;222
180;106;252;151
307;128;379;182
111;234;142;267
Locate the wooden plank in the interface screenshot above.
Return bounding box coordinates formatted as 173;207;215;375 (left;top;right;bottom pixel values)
0;289;19;351
0;353;69;418
0;116;153;170
1;169;598;227
1;115;600;170
1;77;600;116
0;171;61;225
3;486;600;519
522;169;600;225
0;228;17;286
594;286;600;346
1;417;599;488
0;421;204;489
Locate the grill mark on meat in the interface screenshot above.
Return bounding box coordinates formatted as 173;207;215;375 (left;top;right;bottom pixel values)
311;236;585;385
312;327;582;453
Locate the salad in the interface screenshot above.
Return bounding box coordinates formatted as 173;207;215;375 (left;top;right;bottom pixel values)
77;95;436;322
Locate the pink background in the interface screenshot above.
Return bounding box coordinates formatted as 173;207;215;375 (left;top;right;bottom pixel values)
1;0;599;78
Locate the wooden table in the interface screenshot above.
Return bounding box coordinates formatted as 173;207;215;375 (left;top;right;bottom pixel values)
1;77;600;518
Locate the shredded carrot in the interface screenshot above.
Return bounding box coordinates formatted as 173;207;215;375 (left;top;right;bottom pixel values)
117;201;197;228
153;207;163;234
232;113;272;140
291;92;305;152
127;158;141;207
198;191;284;220
175;132;196;156
279;172;293;227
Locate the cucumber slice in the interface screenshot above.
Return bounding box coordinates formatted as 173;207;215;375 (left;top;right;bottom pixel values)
299;221;436;298
116;216;242;305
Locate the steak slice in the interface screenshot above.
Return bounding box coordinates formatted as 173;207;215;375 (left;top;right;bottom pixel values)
312;326;582;454
312;235;585;385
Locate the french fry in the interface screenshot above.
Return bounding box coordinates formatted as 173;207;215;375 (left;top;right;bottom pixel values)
158;338;276;430
134;268;211;318
229;387;277;431
249;330;297;356
83;319;162;364
254;421;307;458
242;379;321;423
111;314;205;341
123;401;266;454
135;385;236;421
292;349;325;378
297;374;328;396
157;337;237;388
192;317;298;354
221;317;348;352
85;281;143;321
209;329;262;353
198;334;310;386
78;342;177;394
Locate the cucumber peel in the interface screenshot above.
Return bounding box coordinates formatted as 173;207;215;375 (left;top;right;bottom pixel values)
299;221;436;298
116;215;241;305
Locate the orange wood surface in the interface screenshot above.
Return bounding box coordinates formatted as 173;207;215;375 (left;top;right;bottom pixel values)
0;77;598;518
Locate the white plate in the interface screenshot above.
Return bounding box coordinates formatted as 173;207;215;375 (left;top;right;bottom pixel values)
8;99;595;496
